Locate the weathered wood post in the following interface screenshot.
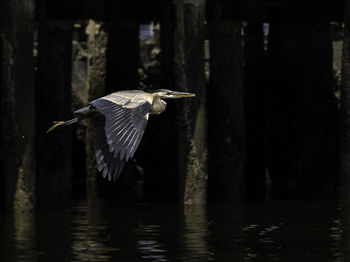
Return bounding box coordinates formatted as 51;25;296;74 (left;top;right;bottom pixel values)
0;0;36;211
106;22;139;93
341;1;350;201
139;4;180;201
175;0;207;204
208;6;246;201
36;1;73;207
268;22;338;198
244;21;266;200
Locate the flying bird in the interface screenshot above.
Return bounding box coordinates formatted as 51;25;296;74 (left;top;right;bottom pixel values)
47;89;195;181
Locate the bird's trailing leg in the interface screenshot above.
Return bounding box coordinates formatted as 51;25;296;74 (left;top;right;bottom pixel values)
46;118;79;133
46;106;98;133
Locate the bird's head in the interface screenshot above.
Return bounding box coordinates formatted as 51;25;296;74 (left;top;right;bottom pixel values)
150;89;196;99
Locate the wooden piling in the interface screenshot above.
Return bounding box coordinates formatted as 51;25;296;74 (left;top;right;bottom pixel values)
0;0;36;211
175;0;208;204
106;22;139;93
36;17;73;207
341;1;350;201
208;7;246;201
244;21;267;200
268;22;338;199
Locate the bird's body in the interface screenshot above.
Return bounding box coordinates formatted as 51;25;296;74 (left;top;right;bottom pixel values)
47;89;195;181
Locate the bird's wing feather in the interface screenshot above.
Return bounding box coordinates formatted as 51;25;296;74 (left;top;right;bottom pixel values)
89;94;151;181
93;115;127;182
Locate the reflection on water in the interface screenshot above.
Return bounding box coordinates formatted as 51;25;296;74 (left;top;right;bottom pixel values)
70;202;118;262
0;200;349;261
183;205;212;261
14;210;37;262
136;224;168;262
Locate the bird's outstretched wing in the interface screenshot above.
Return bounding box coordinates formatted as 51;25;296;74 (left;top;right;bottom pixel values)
89;91;152;181
92;115;127;181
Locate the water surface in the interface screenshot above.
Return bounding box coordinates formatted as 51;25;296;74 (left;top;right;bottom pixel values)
0;199;348;261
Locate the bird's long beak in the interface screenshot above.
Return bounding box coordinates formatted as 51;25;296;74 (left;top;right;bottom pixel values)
170;91;196;99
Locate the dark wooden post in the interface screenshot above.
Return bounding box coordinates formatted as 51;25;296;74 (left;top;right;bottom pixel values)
244;22;266;200
139;3;179;201
341;1;350;201
175;0;207;204
0;0;36;211
208;7;245;200
106;22;139;93
268;22;338;198
36;14;73;207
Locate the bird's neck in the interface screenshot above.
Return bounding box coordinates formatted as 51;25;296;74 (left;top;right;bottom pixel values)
150;96;167;115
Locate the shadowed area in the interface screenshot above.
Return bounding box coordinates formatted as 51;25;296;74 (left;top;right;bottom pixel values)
0;199;348;261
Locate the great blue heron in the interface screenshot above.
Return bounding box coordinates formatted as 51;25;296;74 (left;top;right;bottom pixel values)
47;89;195;181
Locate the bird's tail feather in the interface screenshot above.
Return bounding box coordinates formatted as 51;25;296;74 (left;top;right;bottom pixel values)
46;117;79;133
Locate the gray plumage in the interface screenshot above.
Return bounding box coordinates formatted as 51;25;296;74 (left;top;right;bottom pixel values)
47;89;195;182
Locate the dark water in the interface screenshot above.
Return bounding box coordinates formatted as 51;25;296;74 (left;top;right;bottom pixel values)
0;199;349;261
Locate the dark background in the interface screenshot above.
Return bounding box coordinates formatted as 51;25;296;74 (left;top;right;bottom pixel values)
0;0;348;211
